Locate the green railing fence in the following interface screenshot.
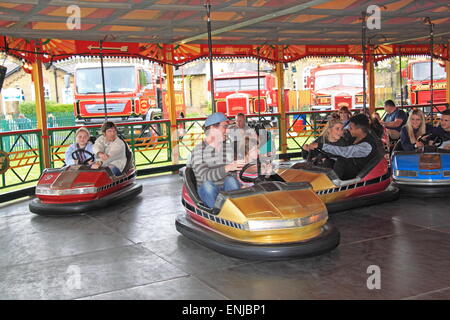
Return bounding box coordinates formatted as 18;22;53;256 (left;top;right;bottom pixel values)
0;103;448;194
0;112;75;132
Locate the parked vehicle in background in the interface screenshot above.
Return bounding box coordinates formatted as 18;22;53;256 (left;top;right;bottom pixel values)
306;63;365;112
208;71;289;116
73;62;185;125
402;60;447;108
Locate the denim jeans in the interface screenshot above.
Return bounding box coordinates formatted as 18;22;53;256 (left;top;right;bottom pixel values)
109;165;122;176
198;176;241;208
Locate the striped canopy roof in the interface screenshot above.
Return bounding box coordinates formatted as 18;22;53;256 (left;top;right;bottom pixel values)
0;0;448;65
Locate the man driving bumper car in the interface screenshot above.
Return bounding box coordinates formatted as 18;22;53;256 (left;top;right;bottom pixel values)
188;112;245;208
306;114;384;181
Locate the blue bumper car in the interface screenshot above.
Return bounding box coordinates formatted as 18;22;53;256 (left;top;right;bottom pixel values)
391;137;450;197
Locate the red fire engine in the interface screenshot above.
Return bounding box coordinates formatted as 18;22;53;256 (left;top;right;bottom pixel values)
306;63;365;111
208;71;289;116
403;60;447;106
73;62;185;124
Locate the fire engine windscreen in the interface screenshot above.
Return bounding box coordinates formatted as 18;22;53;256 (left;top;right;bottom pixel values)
214;77;265;92
315;73;363;91
76;66;136;94
412;62;446;81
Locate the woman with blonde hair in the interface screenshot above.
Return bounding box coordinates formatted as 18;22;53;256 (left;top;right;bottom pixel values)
317;117;347;146
303;118;348;167
400;109;428;151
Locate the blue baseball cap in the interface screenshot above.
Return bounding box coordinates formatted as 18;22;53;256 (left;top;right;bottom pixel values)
204;112;229;128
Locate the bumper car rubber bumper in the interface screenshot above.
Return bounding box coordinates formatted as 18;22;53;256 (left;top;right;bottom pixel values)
175;215;340;260
393;181;450;197
326;185;400;214
29;183;143;215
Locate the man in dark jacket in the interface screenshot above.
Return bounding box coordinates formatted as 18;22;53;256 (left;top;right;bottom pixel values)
308;114;384;180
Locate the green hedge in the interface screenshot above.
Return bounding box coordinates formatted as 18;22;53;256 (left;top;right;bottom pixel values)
19;101;74;115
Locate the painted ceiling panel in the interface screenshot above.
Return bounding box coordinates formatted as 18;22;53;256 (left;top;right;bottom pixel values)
0;0;447;65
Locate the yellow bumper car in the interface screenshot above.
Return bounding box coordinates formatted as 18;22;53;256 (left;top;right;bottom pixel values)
176;166;340;260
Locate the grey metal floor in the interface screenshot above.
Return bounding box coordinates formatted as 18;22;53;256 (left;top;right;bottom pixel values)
0;174;449;300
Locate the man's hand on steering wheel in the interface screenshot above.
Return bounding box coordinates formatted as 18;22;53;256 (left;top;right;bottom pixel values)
225;159;246;172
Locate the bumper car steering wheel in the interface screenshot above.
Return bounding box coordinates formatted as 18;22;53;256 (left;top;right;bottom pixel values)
418;134;444;150
307;147;334;167
71;149;95;165
239;162;275;184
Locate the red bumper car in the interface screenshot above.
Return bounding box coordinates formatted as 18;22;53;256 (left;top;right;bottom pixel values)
29;144;142;215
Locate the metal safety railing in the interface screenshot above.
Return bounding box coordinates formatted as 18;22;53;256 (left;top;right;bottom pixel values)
0;103;449;194
0;129;43;191
47;120;172;170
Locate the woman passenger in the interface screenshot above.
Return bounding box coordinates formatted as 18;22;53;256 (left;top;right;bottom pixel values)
316;118;347;146
303;118;347;167
91;122;127;176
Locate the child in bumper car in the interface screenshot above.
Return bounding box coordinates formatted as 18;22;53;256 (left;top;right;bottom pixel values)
64;127;94;166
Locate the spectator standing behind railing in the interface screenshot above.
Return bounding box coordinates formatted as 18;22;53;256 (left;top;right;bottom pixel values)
380;100;408;140
47;113;56;128
16;114;32;130
227;112;257;159
338;106;352;129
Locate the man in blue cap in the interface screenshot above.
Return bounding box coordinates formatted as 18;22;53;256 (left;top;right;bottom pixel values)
188;112;245;208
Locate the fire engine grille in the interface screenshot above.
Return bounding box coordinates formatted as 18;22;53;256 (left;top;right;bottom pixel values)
84;103;127;114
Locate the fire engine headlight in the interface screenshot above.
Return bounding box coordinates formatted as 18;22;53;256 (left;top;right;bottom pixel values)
355;95;364;104
316;96;331;106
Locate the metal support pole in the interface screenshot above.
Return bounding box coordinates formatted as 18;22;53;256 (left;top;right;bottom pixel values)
165;60;179;165
205;1;215;113
32;50;50;169
399;48;404;106
429;21;434;117
99;40;108;122
276;49;287;154
257;47;261;119
361;12;367;111
368;46;376;114
446;60;450;106
424;17;434;118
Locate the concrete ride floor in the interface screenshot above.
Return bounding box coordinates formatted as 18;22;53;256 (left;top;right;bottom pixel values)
0;174;449;300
